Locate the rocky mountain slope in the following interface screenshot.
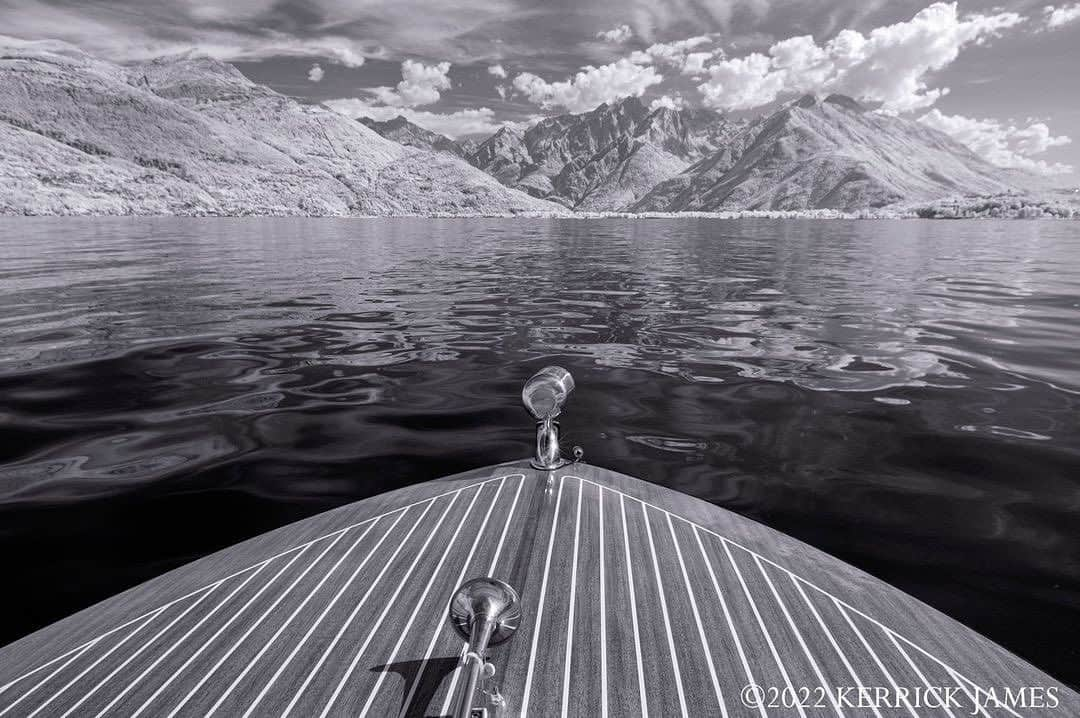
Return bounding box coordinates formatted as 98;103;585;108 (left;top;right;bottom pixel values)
0;37;1035;217
466;97;745;210
0;39;561;216
633;94;1019;212
357;116;475;158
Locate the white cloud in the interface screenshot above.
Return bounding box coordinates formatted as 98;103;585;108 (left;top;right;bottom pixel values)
307;63;324;82
597;24;633;43
1044;3;1080;28
512;58;663;113
0;0;524;65
0;2;372;67
649;94;686;111
699;53;785;111
496;84;509;100
329;59;464;136
697;2;1025;113
487;63;507;79
681;51;715;76
630;35;718;75
919;109;1073;174
326;99;517;138
370;59;452;107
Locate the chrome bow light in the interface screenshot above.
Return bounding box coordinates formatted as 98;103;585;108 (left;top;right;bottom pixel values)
522;365;575;470
447;578;521;718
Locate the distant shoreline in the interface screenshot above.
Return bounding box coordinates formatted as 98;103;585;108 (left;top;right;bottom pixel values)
3;210;1077;220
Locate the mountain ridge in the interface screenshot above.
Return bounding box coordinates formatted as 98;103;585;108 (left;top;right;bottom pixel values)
0;39;1054;217
463;97;747;210
357;92;1030;213
357;116;476;158
632;93;1019;212
0;39;563;216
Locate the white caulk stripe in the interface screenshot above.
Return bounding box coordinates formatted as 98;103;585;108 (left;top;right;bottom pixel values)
438;472;522;716
2;637;104;718
199;529;348;716
0;475;519;699
753;554;844;717
666;513;727;718
240;517;383;718
598;485;609;718
834;599;919;718
166;534;345;718
519;475;565;718
357;486;485;717
791;575;883;718
488;474;525;576
641;502;689;718
149;549;306;718
886;631;956;718
402;477;507;718
721;538;808;718
318;490;463;718
560;477;584;718
60;586;218;718
129;561;274;716
436;475;525;718
217;520;381;718
621;493;649;718
569;475;1005;715
118;563;272;718
436;644;472;718
694;527;764;718
279;500;432;718
945;666;993;718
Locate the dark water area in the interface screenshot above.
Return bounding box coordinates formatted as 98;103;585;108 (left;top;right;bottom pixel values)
1;217;1079;687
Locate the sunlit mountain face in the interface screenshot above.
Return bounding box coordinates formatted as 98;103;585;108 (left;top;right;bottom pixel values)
2;0;1076;181
0;36;1074;216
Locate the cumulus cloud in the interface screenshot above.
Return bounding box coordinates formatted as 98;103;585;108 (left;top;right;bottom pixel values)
919;109;1073;174
512;58;662;112
649;94;686;111
327;59;464;136
630;35;718;75
597;24;633;43
1044;3;1080;28
370;59;452;107
0;1;372;67
697;2;1025;113
326;99;516;138
699;53;785;110
488;63;507;79
307;63;324;82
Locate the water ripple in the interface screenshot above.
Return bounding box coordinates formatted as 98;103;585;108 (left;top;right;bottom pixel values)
0;217;1079;685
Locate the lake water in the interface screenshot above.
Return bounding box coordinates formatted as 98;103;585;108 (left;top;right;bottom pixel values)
1;217;1078;686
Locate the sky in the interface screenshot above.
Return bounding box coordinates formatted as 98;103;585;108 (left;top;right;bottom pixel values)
2;0;1078;180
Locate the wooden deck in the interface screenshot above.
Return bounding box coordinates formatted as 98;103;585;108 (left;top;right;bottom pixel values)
0;461;1075;717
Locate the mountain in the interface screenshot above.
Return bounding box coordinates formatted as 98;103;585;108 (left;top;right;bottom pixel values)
0;39;562;216
357;115;474;158
0;38;1036;217
633;94;1020;212
468;97;746;210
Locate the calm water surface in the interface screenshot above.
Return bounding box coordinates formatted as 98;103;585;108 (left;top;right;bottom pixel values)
1;217;1079;686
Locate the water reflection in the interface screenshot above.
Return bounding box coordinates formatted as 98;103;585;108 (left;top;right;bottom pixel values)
0;217;1078;685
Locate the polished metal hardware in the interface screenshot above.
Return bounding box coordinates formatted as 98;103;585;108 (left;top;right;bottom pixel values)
522;366;575;470
448;578;521;718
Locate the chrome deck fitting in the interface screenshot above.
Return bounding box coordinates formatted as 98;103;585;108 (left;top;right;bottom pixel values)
522;365;575;470
447;577;521;718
